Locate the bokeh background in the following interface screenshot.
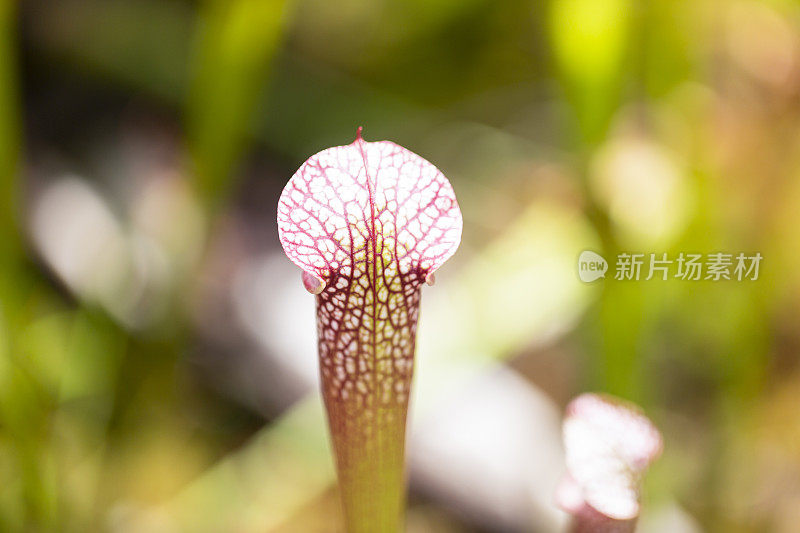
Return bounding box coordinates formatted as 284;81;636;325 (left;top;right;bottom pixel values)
1;0;799;531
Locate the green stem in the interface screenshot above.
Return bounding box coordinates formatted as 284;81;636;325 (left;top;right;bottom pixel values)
324;398;407;532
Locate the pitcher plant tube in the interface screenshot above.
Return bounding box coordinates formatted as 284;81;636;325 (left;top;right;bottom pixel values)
556;393;663;533
277;128;462;532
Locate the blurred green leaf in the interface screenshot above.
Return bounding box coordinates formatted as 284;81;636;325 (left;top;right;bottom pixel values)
549;0;631;142
187;0;290;205
0;0;20;270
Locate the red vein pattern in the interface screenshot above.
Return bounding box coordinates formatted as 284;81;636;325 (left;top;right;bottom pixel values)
277;130;462;531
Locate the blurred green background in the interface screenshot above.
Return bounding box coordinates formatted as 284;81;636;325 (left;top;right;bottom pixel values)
1;0;799;531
